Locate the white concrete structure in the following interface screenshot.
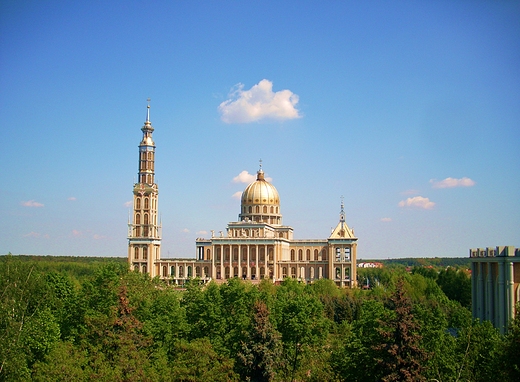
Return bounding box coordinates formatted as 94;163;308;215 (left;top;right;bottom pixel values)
470;246;520;333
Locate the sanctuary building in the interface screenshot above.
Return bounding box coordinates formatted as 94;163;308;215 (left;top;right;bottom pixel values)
128;105;358;287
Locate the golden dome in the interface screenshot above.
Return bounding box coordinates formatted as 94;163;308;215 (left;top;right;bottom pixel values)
239;168;282;225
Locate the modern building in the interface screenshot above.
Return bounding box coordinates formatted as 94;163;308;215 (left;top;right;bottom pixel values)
128;105;358;287
470;246;520;333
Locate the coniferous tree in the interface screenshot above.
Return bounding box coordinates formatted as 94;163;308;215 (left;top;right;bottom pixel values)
237;300;282;382
373;278;429;382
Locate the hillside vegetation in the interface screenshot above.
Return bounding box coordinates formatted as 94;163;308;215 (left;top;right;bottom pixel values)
1;254;518;381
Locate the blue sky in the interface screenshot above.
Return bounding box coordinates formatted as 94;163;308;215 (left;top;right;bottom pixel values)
1;1;519;259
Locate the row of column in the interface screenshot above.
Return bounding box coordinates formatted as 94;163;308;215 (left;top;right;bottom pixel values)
213;244;275;279
472;260;514;333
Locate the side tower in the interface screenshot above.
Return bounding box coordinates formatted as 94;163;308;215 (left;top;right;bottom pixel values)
328;198;358;287
128;101;161;276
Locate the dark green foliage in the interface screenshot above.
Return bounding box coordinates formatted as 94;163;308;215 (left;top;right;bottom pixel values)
437;267;472;308
0;255;515;381
237;300;282;382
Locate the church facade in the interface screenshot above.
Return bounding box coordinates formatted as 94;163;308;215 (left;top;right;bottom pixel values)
128;105;358;287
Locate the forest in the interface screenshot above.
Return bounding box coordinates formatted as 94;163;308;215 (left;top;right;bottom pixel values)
1;254;519;382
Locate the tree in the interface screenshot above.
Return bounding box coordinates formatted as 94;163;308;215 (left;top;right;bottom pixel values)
502;303;520;380
237;300;282;382
373;278;430;382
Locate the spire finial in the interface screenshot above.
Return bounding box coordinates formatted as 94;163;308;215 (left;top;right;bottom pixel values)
257;159;265;180
340;196;345;223
146;98;151;122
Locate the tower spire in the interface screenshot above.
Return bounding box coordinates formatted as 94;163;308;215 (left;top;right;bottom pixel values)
340;196;345;223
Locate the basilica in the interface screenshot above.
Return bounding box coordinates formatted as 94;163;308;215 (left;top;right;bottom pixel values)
128;105;358;287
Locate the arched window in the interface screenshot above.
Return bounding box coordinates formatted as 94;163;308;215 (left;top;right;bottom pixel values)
203;266;209;277
310;267;315;279
248;206;252;213
136;198;141;209
207;249;211;260
314;249;319;261
263;206;267;213
170;266;175;277
306;249;311;261
301;267;305;279
251;248;256;262
291;267;296;278
298;249;303;261
336;248;341;262
260;267;266;278
162;266;167;277
135;214;141;224
216;247;221;261
242;267;247;279
233;266;239;278
269;248;273;261
282;267;287;277
345;267;350;279
134;247;139;259
224;247;230;261
187;266;192;277
233;247;238;262
259;247;265;262
142;265;147;274
291;250;295;261
336;267;341;279
144;198;149;209
256;206;260;213
322;249;327;261
144;214;149;225
179;266;184;277
225;267;230;278
270;206;274;213
196;266;201;277
143;247;148;260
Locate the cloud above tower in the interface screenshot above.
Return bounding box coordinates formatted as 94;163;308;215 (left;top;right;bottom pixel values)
219;79;301;123
398;196;435;210
430;177;476;189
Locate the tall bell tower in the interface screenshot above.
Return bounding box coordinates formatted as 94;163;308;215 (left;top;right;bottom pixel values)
128;100;161;276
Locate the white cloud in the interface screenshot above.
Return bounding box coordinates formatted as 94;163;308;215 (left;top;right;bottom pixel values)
380;217;392;222
232;170;272;184
232;191;243;199
93;234;107;240
124;201;133;208
398;196;435;210
72;230;82;237
21;200;44;207
233;170;256;183
219;79;301;123
181;228;190;233
197;230;208;236
68;197;77;201
430;177;476;189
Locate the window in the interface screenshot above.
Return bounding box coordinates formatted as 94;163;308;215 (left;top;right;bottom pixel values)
260;248;265;262
314;249;318;261
170;266;175;277
207;248;211;260
306;249;311;261
233;266;239;277
344;247;351;261
136;214;141;224
216;247;221;262
256;206;260;213
336;267;341;279
224;247;230;261
196;266;201;277
162;266;167;277
179;266;184;277
263;206;267;213
248;206;252;213
204;267;208;277
136;198;141;209
282;267;287;277
233;247;238;262
322;250;327;261
291;250;295;261
298;249;303;261
187;266;192;277
291;267;296;278
144;198;149;209
336;248;341;262
225;267;230;278
134;247;139;259
143;247;148;260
